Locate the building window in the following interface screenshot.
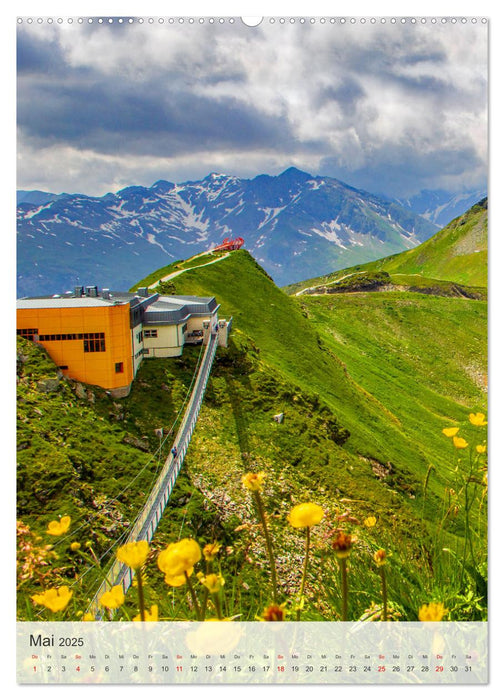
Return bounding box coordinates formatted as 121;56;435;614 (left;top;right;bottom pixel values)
17;328;38;341
83;333;106;353
144;329;158;338
37;331;105;350
136;330;143;343
115;362;124;373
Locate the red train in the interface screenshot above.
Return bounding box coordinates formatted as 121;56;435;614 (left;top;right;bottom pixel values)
213;237;245;252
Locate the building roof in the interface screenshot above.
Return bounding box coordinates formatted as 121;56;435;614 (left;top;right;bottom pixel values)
143;295;219;325
16;296;128;309
17;288;219;325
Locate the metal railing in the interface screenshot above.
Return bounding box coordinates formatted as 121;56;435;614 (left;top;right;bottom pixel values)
87;330;219;617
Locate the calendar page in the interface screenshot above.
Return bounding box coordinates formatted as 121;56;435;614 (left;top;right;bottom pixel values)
15;11;489;686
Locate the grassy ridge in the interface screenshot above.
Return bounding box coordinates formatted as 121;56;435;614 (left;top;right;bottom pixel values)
285;198;488;294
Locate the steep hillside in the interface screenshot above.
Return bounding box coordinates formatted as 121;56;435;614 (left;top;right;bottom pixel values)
156;250;486;498
286;198;487;294
18;249;487;622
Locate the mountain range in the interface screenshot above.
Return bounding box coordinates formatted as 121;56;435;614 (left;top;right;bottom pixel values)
17;168;441;297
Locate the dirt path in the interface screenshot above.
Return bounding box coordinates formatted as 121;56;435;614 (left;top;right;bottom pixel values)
295;270;365;296
149;252;231;289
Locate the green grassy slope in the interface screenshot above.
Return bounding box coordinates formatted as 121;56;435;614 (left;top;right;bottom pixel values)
156;249;487;617
167;250;486;499
17;247;487;621
285;198;488;294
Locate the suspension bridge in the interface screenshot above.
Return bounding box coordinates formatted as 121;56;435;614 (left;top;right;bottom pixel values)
87;327;220;617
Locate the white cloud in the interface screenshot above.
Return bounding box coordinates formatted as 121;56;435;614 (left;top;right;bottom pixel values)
17;18;488;197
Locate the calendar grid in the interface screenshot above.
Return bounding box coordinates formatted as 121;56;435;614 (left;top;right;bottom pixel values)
17;621;488;684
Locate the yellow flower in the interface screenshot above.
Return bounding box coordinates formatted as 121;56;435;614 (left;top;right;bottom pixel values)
442;427;459;437
287;503;325;528
203;542;221;561
331;530;355;558
133;605;158;622
157;538;201;584
241;471;266;492
469;412;487;426
162;572;188;587
46;516;71;536
373;549;387;567
82;612;95;621
32;586;73;613
70;542;81;551
201;573;225;594
363;516;377;528
116;541;150;570
453;436;468;449
476;444;487;454
99;585;125;610
418;602;448;621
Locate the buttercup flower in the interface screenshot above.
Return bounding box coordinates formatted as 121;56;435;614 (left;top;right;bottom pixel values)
158;538;201;584
331;530;355;558
117;541;150;570
453;436;469;449
476;445;487;454
261;604;286;621
201;573;225;594
418;602;448;621
442;427;459;437
241;471;266;492
203;542;221;562
70;542;81;551
32;586;73;613
133;605;158;622
82;612;95;621
469;413;487;426
288;503;324;528
163;572;188;587
373;549;387;567
46;516;71;536
363;516;377;528
99;585;125;610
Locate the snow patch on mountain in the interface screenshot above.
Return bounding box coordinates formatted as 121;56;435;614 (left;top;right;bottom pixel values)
310;219;347;247
258;206;287;230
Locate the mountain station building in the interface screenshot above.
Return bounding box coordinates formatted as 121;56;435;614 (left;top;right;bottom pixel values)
17;285;231;397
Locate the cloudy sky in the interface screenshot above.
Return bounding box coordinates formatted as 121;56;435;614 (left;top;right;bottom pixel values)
16;17;488;198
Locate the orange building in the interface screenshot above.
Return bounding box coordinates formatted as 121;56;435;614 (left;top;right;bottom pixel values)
17;285;229;397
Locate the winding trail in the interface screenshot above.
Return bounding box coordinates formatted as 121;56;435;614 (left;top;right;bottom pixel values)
295;270;366;296
149;251;231;288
